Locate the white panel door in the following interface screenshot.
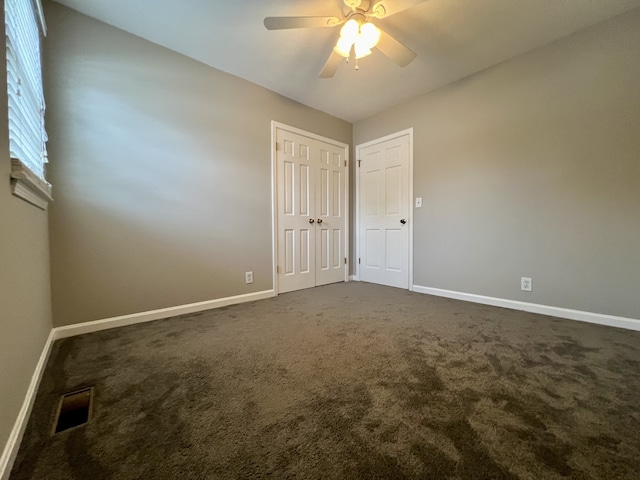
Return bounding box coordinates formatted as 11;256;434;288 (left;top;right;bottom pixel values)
276;129;316;293
276;126;347;293
316;143;346;286
358;134;410;288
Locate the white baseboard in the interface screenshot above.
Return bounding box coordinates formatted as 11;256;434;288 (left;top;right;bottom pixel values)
54;290;276;339
349;275;359;281
413;285;640;331
0;329;56;480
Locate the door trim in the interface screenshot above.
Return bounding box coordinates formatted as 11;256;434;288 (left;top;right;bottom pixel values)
271;121;350;295
355;128;414;290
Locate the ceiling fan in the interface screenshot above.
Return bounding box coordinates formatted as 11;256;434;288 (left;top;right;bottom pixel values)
264;0;426;78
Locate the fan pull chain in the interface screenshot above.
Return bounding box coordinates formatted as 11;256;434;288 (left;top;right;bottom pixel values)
355;58;359;71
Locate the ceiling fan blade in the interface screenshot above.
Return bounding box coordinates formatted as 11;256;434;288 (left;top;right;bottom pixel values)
319;50;344;78
264;16;342;30
375;28;416;67
371;0;428;18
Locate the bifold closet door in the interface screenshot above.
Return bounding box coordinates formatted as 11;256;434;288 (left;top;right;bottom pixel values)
315;143;346;286
277;130;316;293
276;128;346;293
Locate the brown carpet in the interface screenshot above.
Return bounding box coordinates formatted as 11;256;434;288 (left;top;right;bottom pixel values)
10;282;640;479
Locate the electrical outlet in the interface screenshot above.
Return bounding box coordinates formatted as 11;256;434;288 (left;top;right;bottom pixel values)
245;271;253;284
521;277;532;292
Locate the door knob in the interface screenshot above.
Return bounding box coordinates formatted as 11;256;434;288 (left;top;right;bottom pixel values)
317;219;323;224
308;218;315;224
400;219;407;224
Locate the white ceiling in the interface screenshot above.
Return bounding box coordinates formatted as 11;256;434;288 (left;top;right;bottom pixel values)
52;0;640;123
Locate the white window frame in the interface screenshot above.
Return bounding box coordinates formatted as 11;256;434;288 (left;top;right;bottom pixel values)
5;0;51;209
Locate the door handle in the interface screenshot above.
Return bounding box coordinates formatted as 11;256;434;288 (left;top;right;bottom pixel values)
308;218;315;224
317;219;323;224
400;219;407;224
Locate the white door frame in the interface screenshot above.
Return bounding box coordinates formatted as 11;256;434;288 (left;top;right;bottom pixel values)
355;128;414;290
271;121;350;295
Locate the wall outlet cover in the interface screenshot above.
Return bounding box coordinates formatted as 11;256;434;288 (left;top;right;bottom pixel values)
521;277;532;291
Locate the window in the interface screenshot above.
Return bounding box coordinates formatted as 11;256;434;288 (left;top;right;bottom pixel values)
5;0;51;209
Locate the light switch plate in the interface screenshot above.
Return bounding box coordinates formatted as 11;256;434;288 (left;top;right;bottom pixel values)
415;197;423;208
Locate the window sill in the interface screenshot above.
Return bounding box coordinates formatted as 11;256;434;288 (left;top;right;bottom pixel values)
10;159;53;210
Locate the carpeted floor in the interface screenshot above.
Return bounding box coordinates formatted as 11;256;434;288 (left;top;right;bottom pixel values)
10;282;640;479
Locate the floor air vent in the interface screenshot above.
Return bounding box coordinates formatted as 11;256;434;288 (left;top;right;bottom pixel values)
53;387;94;434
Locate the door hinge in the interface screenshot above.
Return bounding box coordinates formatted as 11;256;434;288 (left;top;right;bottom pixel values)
358;258;361;264
357;159;361;167
344;257;347;265
344;160;347;167
275;142;280;151
276;265;280;274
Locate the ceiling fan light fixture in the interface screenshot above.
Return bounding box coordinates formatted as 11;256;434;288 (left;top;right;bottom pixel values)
360;22;381;48
340;19;360;43
334;36;353;57
265;0;420;79
354;40;372;60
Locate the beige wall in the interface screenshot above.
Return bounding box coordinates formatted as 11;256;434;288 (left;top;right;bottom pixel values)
354;9;640;319
0;1;53;467
44;4;352;327
42;3;640;328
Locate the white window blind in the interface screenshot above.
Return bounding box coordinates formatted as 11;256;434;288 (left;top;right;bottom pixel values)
5;0;47;179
